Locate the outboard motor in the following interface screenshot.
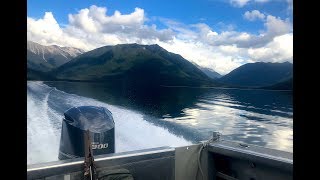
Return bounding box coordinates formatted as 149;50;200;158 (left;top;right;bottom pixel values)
58;106;115;160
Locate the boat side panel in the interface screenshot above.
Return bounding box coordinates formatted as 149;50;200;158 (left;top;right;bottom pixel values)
211;153;292;180
208;141;293;180
175;144;215;180
207;141;292;172
27;147;175;180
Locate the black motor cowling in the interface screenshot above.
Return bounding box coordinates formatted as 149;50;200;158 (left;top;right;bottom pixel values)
58;106;115;160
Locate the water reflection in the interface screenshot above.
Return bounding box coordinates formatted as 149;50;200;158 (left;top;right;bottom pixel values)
44;81;293;152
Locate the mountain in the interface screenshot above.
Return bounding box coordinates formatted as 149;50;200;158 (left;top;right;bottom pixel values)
218;62;293;87
27;68;56;81
195;65;222;79
52;43;218;87
263;77;293;90
27;41;84;72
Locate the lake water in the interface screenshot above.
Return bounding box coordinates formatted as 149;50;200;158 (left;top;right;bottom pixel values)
27;81;292;165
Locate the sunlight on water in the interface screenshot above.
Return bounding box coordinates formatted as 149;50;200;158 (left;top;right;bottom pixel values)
161;91;293;152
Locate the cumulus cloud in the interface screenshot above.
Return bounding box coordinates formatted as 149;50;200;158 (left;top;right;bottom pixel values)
27;5;292;75
244;10;265;21
27;12;91;50
28;5;174;51
205;14;292;48
265;15;291;35
156;15;292;74
247;33;292;62
68;6;145;34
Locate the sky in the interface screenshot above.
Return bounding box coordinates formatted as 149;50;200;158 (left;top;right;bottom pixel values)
27;0;293;75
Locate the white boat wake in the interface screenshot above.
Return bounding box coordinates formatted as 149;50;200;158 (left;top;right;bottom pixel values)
27;81;191;165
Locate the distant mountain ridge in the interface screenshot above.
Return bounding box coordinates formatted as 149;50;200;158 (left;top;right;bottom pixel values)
218;62;293;87
263;77;293;90
51;43;219;87
27;41;85;72
193;63;222;79
27;42;293;90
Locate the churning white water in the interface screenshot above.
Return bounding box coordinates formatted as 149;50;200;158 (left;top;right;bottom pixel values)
27;81;191;165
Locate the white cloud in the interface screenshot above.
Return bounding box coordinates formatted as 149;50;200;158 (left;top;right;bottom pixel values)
287;0;293;11
28;5;174;51
255;0;270;2
158;39;245;75
244;10;265;21
230;0;251;7
264;15;291;36
27;5;292;75
160;18;198;40
155;15;292;74
27;12;91;50
68;6;145;34
204;14;291;48
219;45;240;54
247;33;293;62
230;0;270;7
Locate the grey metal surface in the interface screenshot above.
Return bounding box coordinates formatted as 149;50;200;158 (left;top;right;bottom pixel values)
27;146;175;180
207;140;292;172
216;156;292;180
175;144;214;180
207;140;293;180
28;139;293;180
